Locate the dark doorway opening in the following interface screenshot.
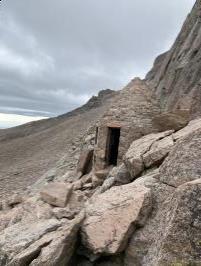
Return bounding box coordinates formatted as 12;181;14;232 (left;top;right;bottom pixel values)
106;127;121;166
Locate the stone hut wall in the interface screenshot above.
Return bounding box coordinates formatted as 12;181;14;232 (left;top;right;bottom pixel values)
94;78;161;171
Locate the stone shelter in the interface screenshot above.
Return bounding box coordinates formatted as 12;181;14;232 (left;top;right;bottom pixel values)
93;78;161;171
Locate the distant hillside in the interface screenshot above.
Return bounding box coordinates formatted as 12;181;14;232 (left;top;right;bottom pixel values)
0;89;117;199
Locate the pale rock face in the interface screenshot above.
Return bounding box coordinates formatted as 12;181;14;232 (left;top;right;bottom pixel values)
81;182;152;256
40;182;72;208
160;128;201;187
125;171;175;266
28;212;85;266
124;130;173;178
149;179;201;266
0;219;61;260
7;212;84;266
0;187;85;265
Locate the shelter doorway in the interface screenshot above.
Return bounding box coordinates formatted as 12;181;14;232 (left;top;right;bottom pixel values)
106;127;121;166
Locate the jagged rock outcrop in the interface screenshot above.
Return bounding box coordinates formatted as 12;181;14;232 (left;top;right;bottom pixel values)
146;0;201;117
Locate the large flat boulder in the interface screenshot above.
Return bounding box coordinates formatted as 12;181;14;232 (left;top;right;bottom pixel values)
81;182;152;255
40;182;72;208
124;130;173;178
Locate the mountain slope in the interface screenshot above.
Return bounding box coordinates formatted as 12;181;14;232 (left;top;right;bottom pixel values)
0;90;117;199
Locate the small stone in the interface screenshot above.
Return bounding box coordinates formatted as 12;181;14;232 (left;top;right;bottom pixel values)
40;182;72;208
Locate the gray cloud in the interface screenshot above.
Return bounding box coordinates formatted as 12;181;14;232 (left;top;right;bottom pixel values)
0;0;195;117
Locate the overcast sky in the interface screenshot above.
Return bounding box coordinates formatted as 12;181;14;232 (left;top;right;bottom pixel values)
0;0;195;128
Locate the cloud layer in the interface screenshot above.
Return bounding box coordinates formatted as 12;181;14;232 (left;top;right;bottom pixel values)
0;113;48;129
0;0;195;118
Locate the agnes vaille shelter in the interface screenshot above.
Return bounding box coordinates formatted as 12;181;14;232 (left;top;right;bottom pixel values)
93;78;161;171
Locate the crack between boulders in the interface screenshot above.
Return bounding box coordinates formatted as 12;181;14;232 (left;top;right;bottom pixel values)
27;240;52;265
141;131;175;170
158;180;176;188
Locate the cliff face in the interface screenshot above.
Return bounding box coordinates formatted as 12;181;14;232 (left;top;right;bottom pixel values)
146;0;201;118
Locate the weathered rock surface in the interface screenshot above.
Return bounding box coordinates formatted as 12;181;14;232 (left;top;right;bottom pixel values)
152;110;190;131
77;149;94;176
81;182;152;256
124;130;173;178
173;117;201;140
160;128;201;187
40;182;72;207
28;212;84;266
125;171;175;266
0;219;61;262
146;0;201;117
148;179;201;266
108;164;132;185
0;189;85;266
143;135;174;168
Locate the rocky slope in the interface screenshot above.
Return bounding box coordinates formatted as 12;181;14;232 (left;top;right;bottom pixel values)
0;90;117;200
1;0;201;265
1;118;201;265
146;0;201;117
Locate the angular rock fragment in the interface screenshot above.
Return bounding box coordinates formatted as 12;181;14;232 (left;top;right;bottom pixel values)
77;149;94;176
7;212;85;266
143;135;174;168
0;219;61;262
28;212;85;266
124;130;173;178
40;182;72;207
81;182;152;255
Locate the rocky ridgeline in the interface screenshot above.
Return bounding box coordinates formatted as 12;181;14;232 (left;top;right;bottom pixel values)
1;118;201;265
